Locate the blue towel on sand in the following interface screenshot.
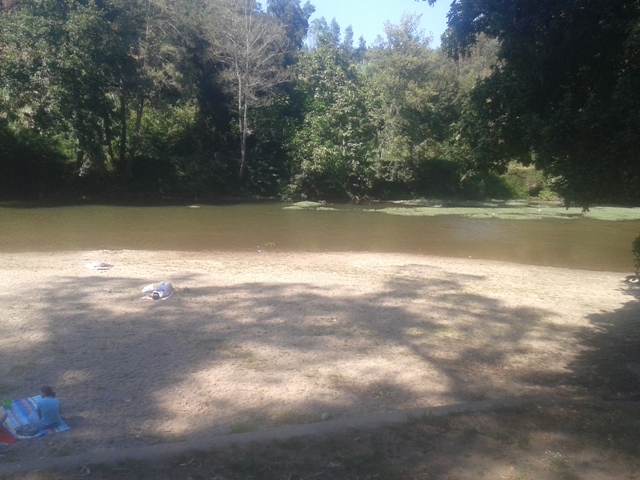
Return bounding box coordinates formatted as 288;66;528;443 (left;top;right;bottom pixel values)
4;395;70;440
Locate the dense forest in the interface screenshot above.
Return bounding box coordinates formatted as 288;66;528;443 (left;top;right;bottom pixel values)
1;0;639;206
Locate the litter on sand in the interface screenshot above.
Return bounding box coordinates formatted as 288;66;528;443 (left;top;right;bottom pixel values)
142;281;175;300
85;260;114;271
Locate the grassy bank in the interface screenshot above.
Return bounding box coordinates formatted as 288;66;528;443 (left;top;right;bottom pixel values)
287;199;640;221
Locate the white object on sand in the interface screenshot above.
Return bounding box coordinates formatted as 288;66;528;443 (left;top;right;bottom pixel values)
86;260;114;271
152;281;173;300
141;281;175;300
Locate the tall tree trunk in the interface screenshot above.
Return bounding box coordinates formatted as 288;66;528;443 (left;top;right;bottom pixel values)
75;147;85;172
119;78;129;181
103;111;115;163
239;100;248;181
237;71;246;182
129;94;145;166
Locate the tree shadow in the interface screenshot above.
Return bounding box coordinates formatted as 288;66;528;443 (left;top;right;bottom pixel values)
564;283;640;400
0;266;587;461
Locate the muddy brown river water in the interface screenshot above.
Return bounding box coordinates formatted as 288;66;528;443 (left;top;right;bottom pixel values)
1;202;638;271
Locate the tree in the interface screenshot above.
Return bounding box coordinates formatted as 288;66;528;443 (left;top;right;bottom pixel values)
365;14;461;195
0;0;196;182
435;0;640;207
329;18;341;47
266;0;314;53
206;0;291;182
104;0;195;180
285;43;373;200
342;25;354;57
0;1;117;173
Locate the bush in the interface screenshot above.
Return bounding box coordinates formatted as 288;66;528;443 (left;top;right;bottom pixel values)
459;171;514;200
0;122;72;199
538;187;560;201
412;159;462;198
502;165;547;199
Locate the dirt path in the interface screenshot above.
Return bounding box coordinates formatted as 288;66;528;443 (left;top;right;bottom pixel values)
0;250;638;471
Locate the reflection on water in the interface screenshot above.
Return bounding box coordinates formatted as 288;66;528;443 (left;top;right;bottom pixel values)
0;202;638;271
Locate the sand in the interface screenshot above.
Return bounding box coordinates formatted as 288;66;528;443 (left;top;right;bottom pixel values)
0;249;636;463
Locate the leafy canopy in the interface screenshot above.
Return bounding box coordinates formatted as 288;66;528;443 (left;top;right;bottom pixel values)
425;0;640;207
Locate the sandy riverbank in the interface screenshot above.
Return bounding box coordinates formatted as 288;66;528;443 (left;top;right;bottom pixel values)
0;250;637;464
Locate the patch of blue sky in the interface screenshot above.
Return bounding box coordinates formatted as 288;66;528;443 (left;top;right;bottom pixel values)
307;0;450;47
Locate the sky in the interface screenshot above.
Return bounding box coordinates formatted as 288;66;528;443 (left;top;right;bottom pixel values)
307;0;451;47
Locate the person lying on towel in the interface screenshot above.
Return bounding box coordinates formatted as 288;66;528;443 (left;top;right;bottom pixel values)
29;386;61;430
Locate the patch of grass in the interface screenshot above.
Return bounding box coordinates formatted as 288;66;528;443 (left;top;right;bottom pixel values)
587;206;640;221
0;448;19;464
359;201;640;221
198;340;264;368
219;342;250;357
194;337;223;350
5;401;640;479
303;368;321;379
393;198;528;208
327;372;346;383
516;432;531;449
433;326;468;340
405;326;437;336
229;422;260;434
51;345;67;355
9;363;37;375
51;445;73;457
284;201;336;210
341;448;399;478
216;343;268;370
269;409;322;427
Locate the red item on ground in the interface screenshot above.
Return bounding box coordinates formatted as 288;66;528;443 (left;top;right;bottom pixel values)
0;424;17;444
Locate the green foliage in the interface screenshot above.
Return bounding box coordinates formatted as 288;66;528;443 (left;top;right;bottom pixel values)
502;165;547;200
138;102;199;160
538;187;559;202
244;94;293;195
410;159;462;198
0;120;71;199
357;14;494;201
267;0;315;54
459;171;513;201
0;0;201;184
284;43;373;201
445;0;640;208
206;0;293;183
0;0;584;204
365;15;459;187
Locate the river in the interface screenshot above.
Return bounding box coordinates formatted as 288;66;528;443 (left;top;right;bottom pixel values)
1;202;638;272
